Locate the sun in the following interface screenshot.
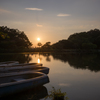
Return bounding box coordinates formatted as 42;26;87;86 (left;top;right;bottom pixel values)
37;38;40;41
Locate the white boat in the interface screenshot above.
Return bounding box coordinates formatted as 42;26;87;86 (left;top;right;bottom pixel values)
0;61;19;66
0;72;49;97
0;66;49;77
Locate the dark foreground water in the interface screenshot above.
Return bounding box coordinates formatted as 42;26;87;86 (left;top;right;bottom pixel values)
0;52;100;100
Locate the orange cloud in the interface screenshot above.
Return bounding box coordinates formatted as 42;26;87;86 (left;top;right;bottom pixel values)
25;8;43;11
36;24;43;27
57;13;71;17
0;8;11;14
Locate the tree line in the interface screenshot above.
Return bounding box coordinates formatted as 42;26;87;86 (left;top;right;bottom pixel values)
0;26;100;52
0;26;32;52
41;29;100;51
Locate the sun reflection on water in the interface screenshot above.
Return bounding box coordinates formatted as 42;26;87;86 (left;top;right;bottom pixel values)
38;58;40;63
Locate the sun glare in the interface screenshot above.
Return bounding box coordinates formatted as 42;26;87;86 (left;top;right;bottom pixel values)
37;38;40;41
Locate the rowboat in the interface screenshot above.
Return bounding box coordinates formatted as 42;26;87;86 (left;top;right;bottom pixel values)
0;61;19;66
0;62;42;67
0;63;43;71
0;66;49;77
11;62;43;66
0;72;49;97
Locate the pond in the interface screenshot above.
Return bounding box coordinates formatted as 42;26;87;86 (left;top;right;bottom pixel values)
0;52;100;100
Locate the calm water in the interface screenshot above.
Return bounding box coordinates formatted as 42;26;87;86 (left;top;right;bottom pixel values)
0;52;100;100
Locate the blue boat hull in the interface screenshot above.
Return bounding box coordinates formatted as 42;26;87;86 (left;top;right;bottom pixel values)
0;72;49;97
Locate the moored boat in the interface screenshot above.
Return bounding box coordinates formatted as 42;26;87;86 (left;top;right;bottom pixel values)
0;66;49;77
0;63;43;71
0;72;49;97
12;62;43;66
0;61;19;66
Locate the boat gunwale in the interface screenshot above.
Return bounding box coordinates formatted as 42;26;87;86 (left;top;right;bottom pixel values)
0;65;42;70
0;72;47;87
0;61;19;64
0;63;43;67
0;66;48;71
0;67;49;77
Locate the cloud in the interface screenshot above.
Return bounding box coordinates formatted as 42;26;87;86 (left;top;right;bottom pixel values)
0;8;11;14
36;24;43;27
57;13;71;17
58;83;71;87
25;8;43;11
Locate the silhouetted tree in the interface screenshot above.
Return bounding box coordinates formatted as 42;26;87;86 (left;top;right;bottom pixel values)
51;29;100;50
0;26;32;52
37;42;42;48
42;42;51;49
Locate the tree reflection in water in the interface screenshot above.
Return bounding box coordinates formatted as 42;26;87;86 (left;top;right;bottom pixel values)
1;52;100;72
0;53;32;63
51;53;100;72
38;53;100;72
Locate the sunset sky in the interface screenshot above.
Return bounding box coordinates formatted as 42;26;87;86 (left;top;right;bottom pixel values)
0;0;100;47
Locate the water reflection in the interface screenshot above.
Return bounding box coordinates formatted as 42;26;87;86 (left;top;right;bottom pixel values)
38;53;100;72
0;86;48;100
1;53;100;72
38;58;40;63
46;56;51;62
37;56;42;63
1;53;100;100
0;54;32;63
58;83;71;87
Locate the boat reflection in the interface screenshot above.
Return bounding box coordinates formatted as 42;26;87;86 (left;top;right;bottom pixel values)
0;86;48;100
